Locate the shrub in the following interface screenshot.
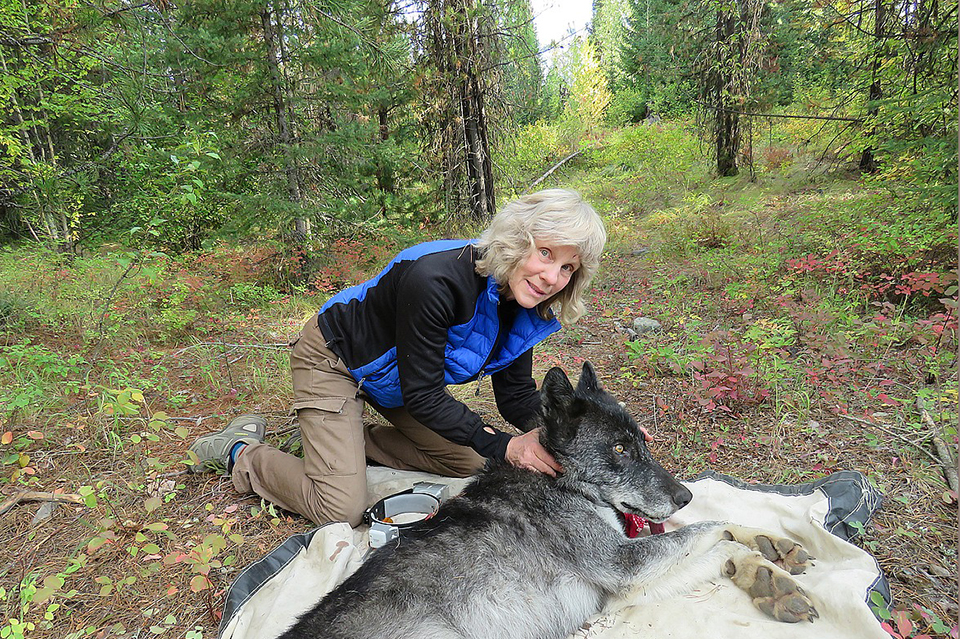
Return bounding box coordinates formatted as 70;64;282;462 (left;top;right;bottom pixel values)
607;87;649;126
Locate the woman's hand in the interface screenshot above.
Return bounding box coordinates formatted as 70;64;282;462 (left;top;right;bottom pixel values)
505;428;563;476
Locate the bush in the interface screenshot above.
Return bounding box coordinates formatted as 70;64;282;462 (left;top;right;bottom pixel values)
494;120;572;195
226;282;283;311
607;87;649;126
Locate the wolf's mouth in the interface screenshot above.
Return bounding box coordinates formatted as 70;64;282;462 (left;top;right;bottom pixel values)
618;501;664;523
610;502;667;537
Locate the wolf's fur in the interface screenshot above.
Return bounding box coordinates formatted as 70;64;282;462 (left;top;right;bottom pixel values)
278;362;817;639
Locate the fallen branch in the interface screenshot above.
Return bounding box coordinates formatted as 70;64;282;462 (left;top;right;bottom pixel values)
173;342;289;356
0;491;84;517
931;437;959;495
524;149;586;194
917;398;959;494
840;412;959;494
838;414;942;466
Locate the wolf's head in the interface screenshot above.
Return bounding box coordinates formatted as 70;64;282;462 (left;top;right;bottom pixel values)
539;362;692;527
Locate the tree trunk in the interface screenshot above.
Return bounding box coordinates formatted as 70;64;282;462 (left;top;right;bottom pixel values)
859;0;885;173
375;105;395;196
261;4;310;241
714;7;739;177
460;69;496;220
424;0;497;221
451;1;495;220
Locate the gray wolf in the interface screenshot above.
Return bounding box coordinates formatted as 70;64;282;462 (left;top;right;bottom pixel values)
278;361;818;639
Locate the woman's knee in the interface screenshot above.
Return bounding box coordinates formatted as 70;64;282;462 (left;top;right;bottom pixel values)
303;473;368;528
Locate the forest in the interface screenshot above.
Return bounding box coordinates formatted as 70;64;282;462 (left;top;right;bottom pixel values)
0;0;957;637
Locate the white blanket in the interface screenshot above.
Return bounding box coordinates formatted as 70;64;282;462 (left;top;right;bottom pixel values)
218;469;890;639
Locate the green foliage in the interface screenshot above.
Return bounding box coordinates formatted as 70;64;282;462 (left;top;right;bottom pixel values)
567;38;612;131
0;290;30;331
492;0;546;126
227;282;283;311
494;120;570;194
0;342;86;417
871;596;958;639
555;121;704;227
606;87;650;125
109;132;225;252
619;0;697;114
593;123;705;187
591;0;630;88
0;0;131;250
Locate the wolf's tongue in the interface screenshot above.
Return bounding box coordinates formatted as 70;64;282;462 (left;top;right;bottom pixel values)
623;513;665;538
623;513;645;538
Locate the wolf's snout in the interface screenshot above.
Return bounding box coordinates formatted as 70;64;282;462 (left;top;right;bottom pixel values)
672;484;693;510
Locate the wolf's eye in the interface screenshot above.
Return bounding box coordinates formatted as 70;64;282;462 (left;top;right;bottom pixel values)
613;444;625;455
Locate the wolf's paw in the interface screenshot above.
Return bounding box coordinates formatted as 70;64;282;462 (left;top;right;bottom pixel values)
725;559;819;623
723;529;813;575
754;535;812;575
750;565;819;623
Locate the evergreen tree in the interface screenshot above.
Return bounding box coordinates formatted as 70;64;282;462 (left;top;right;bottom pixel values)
413;0;517;221
493;0;545;126
619;0;696;117
591;0;630;90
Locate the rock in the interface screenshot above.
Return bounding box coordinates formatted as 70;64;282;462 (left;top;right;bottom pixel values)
31;501;59;526
632;317;663;335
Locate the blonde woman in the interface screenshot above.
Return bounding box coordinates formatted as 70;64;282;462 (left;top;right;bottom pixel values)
189;189;607;526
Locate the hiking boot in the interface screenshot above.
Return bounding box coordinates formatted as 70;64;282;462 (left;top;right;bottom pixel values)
278;429;302;456
187;414;266;474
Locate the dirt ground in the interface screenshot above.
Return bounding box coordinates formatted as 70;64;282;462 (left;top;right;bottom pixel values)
1;248;956;639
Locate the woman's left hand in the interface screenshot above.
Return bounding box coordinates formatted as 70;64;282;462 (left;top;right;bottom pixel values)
505;428;564;476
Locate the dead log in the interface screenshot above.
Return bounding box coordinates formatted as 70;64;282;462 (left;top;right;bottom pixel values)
0;491;84;517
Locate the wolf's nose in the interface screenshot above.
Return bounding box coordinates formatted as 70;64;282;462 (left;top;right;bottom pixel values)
672;485;693;509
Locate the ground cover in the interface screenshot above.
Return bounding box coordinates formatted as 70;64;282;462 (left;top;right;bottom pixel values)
0;124;955;639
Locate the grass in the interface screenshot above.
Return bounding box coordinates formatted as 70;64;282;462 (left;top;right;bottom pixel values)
0;119;957;638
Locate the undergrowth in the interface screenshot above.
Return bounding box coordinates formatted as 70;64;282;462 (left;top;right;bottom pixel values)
0;120;956;638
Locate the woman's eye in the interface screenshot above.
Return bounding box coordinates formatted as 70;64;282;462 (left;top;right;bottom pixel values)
614;444;625;455
561;263;575;272
539;248;550;258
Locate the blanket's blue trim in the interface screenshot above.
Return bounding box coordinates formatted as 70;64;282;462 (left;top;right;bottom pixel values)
217;524;331;637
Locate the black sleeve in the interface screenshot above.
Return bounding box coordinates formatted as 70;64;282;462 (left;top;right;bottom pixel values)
393;258;512;461
490;349;541;432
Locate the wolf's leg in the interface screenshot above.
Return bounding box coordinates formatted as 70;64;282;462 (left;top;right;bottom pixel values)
616;521;751;601
617;522;817;623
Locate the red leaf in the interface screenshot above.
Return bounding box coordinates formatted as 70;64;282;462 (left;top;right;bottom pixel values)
895;611;912;638
190;575;211;593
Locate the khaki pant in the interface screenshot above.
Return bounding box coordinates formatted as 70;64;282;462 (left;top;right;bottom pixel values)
232;317;484;526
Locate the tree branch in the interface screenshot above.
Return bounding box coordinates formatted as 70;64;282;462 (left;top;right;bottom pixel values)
0;491;84;517
694;99;864;123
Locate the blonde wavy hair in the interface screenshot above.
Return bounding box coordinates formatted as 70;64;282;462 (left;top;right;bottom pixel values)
474;189;606;325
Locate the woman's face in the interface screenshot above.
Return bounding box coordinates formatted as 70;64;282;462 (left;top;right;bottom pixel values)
504;242;580;309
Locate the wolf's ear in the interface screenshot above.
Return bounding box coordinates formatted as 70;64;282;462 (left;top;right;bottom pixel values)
540;367;585;451
576;361;602;393
541;366;574;406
